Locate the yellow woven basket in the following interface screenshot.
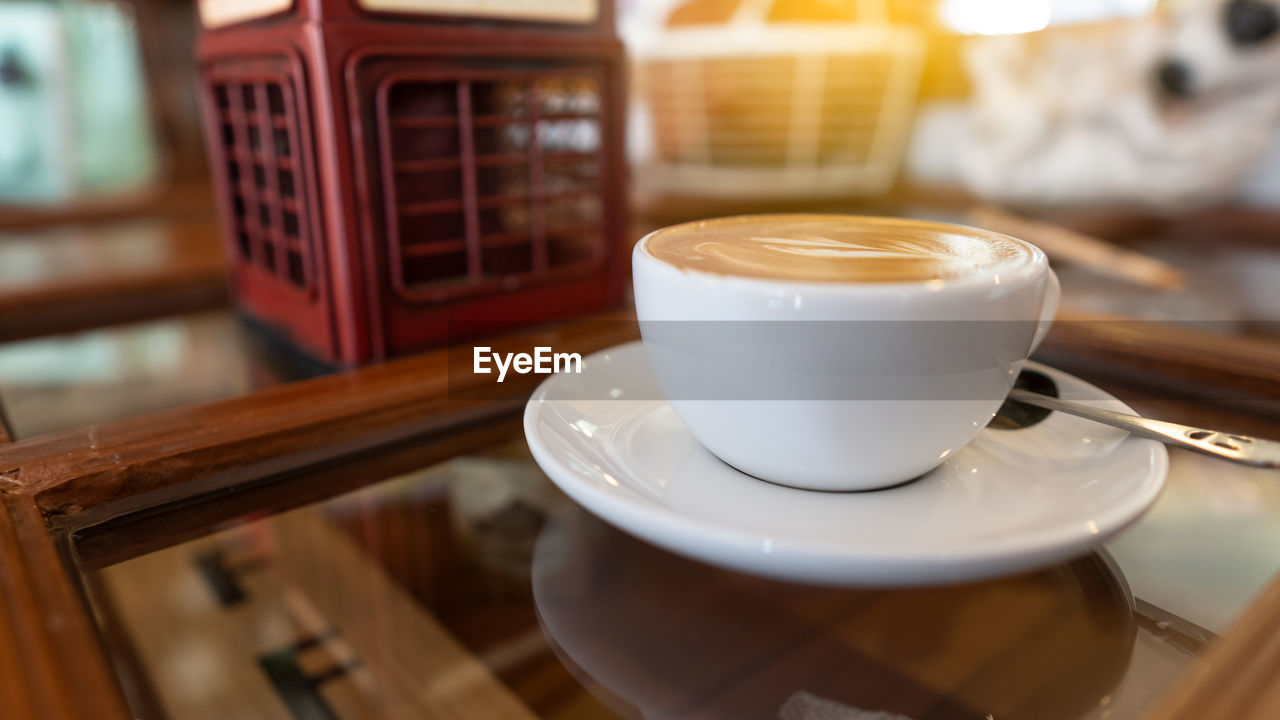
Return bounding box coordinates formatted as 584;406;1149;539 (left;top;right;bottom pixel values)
636;0;925;198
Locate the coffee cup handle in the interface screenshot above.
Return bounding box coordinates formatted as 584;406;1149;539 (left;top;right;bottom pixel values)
1030;269;1060;355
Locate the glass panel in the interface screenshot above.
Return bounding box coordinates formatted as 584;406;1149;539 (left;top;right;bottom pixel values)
82;429;1280;720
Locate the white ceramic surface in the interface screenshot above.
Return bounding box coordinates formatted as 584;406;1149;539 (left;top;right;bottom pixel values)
524;341;1168;586
632;217;1061;490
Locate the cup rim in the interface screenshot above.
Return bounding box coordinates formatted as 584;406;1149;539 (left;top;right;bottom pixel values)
635;213;1049;294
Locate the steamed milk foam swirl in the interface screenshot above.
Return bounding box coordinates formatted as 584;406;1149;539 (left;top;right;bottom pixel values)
644;215;1034;283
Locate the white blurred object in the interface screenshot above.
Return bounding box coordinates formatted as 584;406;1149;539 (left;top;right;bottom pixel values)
940;0;1158;35
957;0;1280;210
0;1;158;205
940;0;1050;35
1240;129;1280;206
903;101;970;187
631;0;925;199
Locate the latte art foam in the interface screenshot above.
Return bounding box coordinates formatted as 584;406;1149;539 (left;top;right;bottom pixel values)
644;215;1035;283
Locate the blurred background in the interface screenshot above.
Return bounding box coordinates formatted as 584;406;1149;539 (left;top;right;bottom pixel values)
8;0;1280;210
2;8;1278;718
1;0;1279;434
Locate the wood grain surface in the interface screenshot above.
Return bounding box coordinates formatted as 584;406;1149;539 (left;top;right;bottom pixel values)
0;216;229;343
0;313;638;528
2;415;131;720
0;494;132;720
74;415;526;569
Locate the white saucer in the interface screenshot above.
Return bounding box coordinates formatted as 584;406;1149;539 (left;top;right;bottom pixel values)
524;341;1168;586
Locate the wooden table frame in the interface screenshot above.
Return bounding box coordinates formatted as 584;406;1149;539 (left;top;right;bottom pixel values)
0;184;230;343
0;311;1278;720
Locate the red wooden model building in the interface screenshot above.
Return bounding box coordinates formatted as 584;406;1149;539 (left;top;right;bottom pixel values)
195;0;628;365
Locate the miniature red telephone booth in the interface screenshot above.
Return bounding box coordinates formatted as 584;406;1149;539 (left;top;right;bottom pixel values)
196;0;628;365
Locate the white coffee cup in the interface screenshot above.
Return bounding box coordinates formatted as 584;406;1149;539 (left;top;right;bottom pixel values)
633;216;1060;491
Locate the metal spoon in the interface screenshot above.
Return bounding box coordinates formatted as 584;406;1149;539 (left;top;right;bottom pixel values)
993;369;1280;469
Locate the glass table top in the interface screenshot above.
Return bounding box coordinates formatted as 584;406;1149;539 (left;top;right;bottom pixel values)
82;430;1280;720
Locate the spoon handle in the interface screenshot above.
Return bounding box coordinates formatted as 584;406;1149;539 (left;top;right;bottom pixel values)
1006;389;1280;469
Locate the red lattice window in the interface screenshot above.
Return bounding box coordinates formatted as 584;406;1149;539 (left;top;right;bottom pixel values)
376;68;606;302
211;75;314;292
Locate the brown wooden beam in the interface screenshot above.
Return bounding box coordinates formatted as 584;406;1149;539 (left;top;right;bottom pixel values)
0;313;638;528
73;414;526;570
0;216;229;344
0;494;132;720
0;270;229;344
1;393;131;720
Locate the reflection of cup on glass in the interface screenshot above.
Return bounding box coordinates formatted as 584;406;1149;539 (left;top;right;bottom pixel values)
532;509;1134;720
634;214;1060;491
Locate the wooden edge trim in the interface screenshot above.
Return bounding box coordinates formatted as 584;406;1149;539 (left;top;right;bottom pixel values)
0;494;132;720
73;414;526;569
1144;572;1280;720
0;312;638;525
1;406;131;719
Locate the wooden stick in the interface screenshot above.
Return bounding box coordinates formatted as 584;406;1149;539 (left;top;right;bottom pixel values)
967;205;1187;291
